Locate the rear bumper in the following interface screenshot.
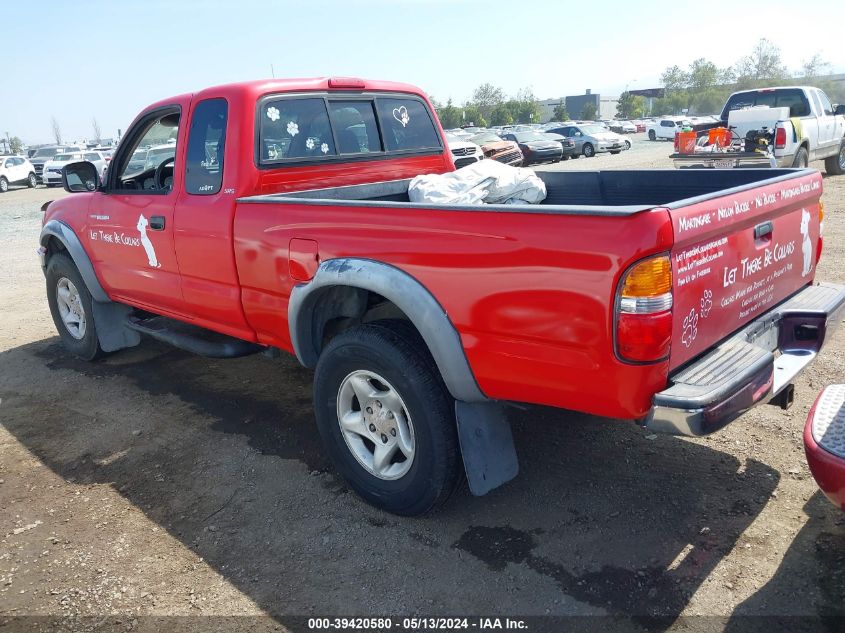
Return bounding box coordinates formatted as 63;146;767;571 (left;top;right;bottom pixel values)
646;282;845;436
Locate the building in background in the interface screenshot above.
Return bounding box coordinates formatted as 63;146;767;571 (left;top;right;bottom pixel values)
539;90;619;122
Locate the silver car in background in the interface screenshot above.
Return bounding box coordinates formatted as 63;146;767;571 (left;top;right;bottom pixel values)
546;123;628;158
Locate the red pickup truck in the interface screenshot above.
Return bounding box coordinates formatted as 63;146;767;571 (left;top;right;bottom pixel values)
40;77;845;515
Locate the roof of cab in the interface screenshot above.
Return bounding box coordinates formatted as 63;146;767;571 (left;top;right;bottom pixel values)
193;77;428;101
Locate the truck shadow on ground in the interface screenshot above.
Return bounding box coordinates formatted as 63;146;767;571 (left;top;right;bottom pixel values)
723;492;845;632
1;338;785;629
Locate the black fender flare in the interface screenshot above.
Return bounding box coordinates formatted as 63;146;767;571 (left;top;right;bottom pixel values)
288;257;486;404
40;220;139;352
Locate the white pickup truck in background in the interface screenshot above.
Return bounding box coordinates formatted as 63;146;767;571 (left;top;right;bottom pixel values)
719;86;845;174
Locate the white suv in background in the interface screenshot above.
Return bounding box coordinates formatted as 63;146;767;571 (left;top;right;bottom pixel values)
41;150;108;187
0;156;37;192
647;117;691;141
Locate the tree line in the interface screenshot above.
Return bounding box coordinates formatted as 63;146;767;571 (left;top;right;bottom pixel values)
432;84;544;128
616;39;844;119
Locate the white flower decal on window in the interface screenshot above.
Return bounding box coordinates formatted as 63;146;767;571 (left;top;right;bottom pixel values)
321;143;329;154
306;138;315;150
392;105;410;127
266;106;280;122
286;121;299;137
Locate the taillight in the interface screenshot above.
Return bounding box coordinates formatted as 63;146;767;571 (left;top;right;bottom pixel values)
615;254;673;363
817;202;824;263
775;127;787;149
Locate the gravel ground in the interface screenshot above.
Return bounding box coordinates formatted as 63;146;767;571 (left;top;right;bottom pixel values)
1;139;844;632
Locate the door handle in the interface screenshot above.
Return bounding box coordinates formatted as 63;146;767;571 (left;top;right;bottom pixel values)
754;221;773;240
149;216;165;231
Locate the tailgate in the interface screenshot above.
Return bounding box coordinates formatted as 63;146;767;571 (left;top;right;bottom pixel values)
668;170;823;370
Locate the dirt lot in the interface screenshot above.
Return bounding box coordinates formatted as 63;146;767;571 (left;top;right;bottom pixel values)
2;140;845;632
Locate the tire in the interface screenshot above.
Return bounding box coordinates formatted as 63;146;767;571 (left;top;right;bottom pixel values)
583;143;595;158
648;130;656;141
824;139;845;176
45;253;104;361
27;173;37;188
562;155;570;161
313;323;461;516
610;150;621;155
0;177;7;193
792;146;809;168
624;140;632;150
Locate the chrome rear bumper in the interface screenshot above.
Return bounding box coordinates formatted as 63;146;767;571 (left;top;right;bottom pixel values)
647;282;845;436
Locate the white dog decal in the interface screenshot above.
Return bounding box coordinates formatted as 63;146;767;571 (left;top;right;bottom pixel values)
137;214;161;268
800;208;812;277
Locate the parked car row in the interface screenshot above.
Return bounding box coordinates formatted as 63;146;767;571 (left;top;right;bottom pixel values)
3;143;117;190
442;117;631;166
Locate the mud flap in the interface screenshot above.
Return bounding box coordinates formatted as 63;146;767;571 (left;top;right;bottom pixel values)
91;301;140;353
455;401;519;496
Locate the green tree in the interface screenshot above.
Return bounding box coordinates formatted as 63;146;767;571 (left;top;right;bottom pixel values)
552;102;569;121
660;65;688;92
687;58;720;91
490;103;513;126
512;87;541;124
734;38;788;88
616;92;645;119
581;101;597;120
471;83;505;119
435;98;463;129
461;105;487;128
9;136;23;154
801;53;831;79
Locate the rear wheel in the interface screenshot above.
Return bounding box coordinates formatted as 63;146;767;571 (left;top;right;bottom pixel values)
583;143;595;157
46;254;104;361
792;146;809;168
624;140;632;150
0;177;8;193
824;139;845;176
27;173;37;188
648;130;656;141
313;323;461;516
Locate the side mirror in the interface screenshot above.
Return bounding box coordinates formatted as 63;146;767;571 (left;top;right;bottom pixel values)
835;104;845;116
62;161;100;193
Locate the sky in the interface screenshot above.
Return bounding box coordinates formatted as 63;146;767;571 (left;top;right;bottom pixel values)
4;0;844;144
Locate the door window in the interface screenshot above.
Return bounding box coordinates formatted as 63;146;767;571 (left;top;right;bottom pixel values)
185;98;228;195
817;91;834;116
113;110;180;192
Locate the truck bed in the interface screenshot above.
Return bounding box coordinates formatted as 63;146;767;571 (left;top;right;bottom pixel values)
239;168;808;214
233;166;823;420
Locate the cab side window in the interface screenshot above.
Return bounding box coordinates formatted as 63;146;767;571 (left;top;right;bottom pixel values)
260;98;336;161
186;98;228;195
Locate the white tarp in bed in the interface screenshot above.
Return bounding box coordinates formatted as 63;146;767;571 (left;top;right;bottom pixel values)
408;160;547;205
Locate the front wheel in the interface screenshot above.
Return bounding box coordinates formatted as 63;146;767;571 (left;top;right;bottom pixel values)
624;140;632;150
27;173;37;188
648;130;656;141
46;253;104;361
610;150;621;155
313;323;461;516
583;143;595;157
824;139;845;176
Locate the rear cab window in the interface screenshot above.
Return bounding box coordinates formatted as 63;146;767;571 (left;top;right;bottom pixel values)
722;89;811;119
256;93;441;167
